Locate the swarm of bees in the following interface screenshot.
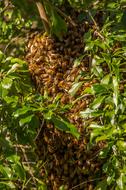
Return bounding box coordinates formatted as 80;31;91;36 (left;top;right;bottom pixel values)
26;17;103;190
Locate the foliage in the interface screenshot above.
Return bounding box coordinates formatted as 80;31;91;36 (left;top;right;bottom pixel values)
1;0;126;189
0;1;32;57
81;7;126;189
0;51;43;189
0;48;79;188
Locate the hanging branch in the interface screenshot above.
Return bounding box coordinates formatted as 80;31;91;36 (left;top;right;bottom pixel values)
34;0;50;33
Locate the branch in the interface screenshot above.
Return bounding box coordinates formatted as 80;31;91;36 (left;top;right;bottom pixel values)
35;0;50;33
45;0;77;27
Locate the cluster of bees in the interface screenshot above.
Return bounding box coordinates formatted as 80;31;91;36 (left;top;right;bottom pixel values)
26;19;102;189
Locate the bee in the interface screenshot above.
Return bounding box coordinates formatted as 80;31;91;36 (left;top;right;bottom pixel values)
35;56;44;63
42;73;49;78
58;80;65;88
30;44;35;53
27;40;33;49
79;101;86;110
51;86;56;94
61;61;68;70
48;144;57;153
60;94;69;104
48;54;57;62
45;68;54;75
71;67;78;75
56;73;63;79
84;82;91;87
70;75;76;82
53;78;59;86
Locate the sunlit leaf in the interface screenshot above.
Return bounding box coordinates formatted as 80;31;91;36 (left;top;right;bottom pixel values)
51;115;80;139
0;165;12;178
73;55;86;67
101;74;110;85
19;114;34;126
69;82;83;96
13;106;36;118
91;96;105;109
117;173;125;190
13;163;26;180
1;77;13;89
0;181;15;189
92;84;109;94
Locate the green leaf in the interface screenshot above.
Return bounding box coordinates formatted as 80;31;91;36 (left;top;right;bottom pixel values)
80;108;103;118
19;114;34;126
91;63;103;78
0;51;4;62
117;140;126;150
69;82;83;96
10;58;26;65
94;179;107;190
1;77;13;89
99;146;111;158
85;42;94;51
0;165;12;178
92;84;109;94
7;63;21;75
59;185;65;190
96;135;108;143
13;163;26;180
101;74;110;85
113;76;119;110
51;8;67;39
84;31;92;41
91;96;105;109
107;2;118;9
13;106;36;118
38;183;47;190
43;110;53;120
4;96;18;107
117;173;125;190
89;124;103;129
7;155;20;163
51;115;80;139
0;85;8;97
73;55;85;67
0;181;15;189
36;180;47;190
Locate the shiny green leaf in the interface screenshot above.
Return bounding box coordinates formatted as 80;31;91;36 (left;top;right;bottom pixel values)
51;115;80;139
19;114;34;126
1;77;13;89
69;82;83;96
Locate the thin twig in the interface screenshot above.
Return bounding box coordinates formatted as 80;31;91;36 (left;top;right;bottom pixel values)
34;119;44;141
55;7;77;27
72;94;93;105
13;144;31;149
20;147;36;184
87;10;98;28
22;177;32;190
70;177;104;190
88;149;102;161
45;0;77;26
4;35;21;54
87;10;105;41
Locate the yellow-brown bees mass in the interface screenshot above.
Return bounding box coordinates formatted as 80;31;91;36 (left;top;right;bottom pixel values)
26;23;102;190
26;24;86;97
